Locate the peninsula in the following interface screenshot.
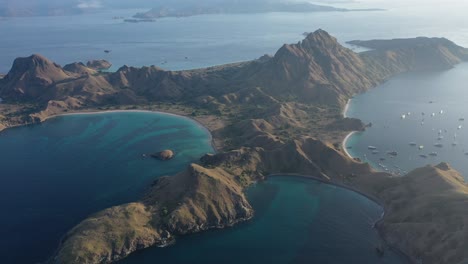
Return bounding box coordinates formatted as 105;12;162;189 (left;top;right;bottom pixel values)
1;30;468;264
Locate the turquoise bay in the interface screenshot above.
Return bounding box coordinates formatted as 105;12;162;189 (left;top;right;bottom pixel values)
121;177;409;264
0;112;410;264
0;111;214;263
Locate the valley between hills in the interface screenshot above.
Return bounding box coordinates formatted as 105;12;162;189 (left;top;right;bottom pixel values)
1;29;468;264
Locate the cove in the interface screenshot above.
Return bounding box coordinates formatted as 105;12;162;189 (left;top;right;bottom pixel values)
0;111;214;263
345;63;468;178
120;176;409;264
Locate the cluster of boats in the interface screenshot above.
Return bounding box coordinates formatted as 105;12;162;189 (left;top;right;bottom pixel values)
364;111;467;175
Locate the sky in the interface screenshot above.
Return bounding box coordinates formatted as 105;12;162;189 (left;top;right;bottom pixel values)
2;0;468;14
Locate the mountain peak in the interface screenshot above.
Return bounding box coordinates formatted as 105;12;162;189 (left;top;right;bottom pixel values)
0;54;74;100
302;29;339;48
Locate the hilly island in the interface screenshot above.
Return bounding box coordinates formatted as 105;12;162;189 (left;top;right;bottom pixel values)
1;30;468;264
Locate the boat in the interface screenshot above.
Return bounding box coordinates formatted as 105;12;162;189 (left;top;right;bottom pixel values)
401;114;406;119
440;110;444;114
372;150;379;154
452;142;458;146
437;136;444;140
407;112;411;116
419;154;428;158
409;142;417;146
419;145;424;150
387;151;398;156
434;143;443;148
431;113;436;117
460;118;465;121
379;158;386;161
429;152;438;156
104;50;111;53
458;125;463;130
368;146;377;150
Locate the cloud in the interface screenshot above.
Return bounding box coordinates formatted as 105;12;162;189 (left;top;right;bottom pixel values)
77;0;103;9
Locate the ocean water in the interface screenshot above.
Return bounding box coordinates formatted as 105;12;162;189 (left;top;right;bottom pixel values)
120;176;409;264
0;112;214;263
346;63;468;177
1;7;468;73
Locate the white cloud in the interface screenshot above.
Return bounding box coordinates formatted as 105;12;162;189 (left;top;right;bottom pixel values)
77;0;103;9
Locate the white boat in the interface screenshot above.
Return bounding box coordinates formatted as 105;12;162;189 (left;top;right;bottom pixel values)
372;150;379;154
434;143;443;148
368;146;378;150
440;110;444;114
429;152;438;156
419;145;424;150
401;114;406;119
458;125;463;130
431;113;436;117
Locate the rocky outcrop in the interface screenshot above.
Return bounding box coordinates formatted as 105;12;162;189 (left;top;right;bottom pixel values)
86;60;112;71
52;164;253;263
63;62;98;75
150;150;174;160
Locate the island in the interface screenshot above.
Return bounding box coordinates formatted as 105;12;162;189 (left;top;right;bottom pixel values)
133;0;382;20
1;30;468;264
150;150;175;161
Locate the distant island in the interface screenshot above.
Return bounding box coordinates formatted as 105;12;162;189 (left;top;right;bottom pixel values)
1;30;468;264
133;1;383;19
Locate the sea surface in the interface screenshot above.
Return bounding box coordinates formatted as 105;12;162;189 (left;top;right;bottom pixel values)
120;176;409;264
0;112;214;263
346;63;468;178
1;6;468;73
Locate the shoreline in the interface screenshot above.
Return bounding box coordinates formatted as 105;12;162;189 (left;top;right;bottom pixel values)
342;131;358;160
267;173;413;263
46;109;220;153
1;108;219;153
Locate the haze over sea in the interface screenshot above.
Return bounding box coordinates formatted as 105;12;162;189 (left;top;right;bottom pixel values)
0;1;467;263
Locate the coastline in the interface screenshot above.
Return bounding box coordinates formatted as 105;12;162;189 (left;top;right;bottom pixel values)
0;109;219;153
45;109;220;153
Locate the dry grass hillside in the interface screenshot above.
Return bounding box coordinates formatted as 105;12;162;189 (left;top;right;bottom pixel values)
1;30;468;263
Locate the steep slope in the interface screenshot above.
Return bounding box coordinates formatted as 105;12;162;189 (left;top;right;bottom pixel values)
52;164;253;264
0;54;77;100
246;29;378;106
377;163;468;264
350;37;468;79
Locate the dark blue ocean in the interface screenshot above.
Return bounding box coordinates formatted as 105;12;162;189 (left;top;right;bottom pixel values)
0;112;214;263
